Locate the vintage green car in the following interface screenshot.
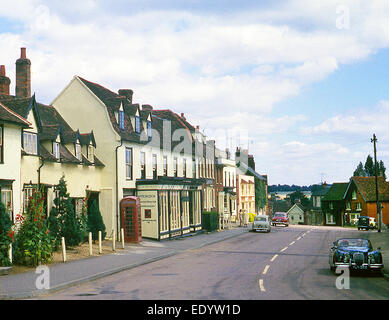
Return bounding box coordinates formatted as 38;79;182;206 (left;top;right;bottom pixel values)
357;216;371;231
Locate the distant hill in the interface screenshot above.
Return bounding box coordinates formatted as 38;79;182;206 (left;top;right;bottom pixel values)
268;184;312;193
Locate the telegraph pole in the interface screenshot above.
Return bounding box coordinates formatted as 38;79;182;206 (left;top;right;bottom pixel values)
371;134;381;233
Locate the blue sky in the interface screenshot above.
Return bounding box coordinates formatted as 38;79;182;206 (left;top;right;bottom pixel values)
1;0;389;185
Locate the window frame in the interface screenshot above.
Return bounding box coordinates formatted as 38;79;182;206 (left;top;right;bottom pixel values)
53;141;60;160
125;147;133;180
23;131;38;155
119;110;125;130
152;154;157;179
135;115;141;134
140;151;146;179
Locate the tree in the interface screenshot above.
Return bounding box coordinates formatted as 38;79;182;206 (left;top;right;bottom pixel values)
364;155;375;177
379;160;386;179
0;202;13;266
353;162;366;177
289;190;311;209
87;200;106;241
48;176;83;248
353;155;386;179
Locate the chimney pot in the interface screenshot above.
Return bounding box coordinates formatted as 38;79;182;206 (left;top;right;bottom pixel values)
142;104;153;112
20;47;26;59
0;65;5;77
196;125;200;130
180;112;186;120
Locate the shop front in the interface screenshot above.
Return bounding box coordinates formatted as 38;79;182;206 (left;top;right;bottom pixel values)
136;177;203;240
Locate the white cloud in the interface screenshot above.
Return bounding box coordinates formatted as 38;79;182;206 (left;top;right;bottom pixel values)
2;1;389;184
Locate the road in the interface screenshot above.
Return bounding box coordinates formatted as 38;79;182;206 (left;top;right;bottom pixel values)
38;225;389;300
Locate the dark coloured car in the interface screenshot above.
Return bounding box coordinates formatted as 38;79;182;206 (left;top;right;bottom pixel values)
329;238;383;273
357;216;371;230
271;212;289;227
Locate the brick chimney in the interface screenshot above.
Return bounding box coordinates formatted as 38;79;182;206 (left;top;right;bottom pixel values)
180;112;186;120
15;47;31;98
118;89;133;103
0;65;11;95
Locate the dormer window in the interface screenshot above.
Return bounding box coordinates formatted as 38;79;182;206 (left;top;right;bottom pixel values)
53;142;60;160
75;142;82;161
135;115;140;134
147;120;152;138
23;131;38;155
119;110;124;130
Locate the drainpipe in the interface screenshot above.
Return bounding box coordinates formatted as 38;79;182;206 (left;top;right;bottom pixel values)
115;139;123;238
37;158;45;189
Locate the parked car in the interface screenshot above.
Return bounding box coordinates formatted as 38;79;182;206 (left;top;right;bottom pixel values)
329;238;383;273
252;215;271;233
369;217;377;229
271;212;289;227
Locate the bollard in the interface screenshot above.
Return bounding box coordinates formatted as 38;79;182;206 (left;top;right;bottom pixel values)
8;243;12;264
112;230;116;251
89;232;93;256
98;231;102;254
61;237;67;262
121;228;125;249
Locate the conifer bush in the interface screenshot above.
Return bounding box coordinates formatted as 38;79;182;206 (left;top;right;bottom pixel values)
87;200;106;241
48;176;84;248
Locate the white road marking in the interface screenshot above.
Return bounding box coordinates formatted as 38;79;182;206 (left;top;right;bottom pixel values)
263;265;270;275
280;246;288;252
259;279;266;292
270;254;278;262
297;236;302;240
289;241;295;246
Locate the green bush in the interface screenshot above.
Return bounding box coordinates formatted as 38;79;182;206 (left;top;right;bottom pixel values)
48;176;84;249
202;211;218;232
14;189;53;267
0;202;13;266
87;200;106;241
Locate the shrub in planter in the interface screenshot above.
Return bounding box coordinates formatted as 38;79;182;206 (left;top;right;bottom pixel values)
0;202;13;266
14;189;53;267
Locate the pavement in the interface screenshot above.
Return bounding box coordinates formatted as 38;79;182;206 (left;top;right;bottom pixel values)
0;225;248;299
366;228;389;280
1;224;388;299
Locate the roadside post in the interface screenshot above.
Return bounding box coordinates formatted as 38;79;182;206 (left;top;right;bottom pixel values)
98;231;102;254
112;230;116;251
8;243;12;264
121;228;125;249
89;232;93;256
61;237;67;262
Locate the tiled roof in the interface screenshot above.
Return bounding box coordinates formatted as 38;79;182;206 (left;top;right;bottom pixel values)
0;101;30;127
350;176;389;202
0;94;101;167
60;144;81;164
39;144;58;162
311;184;331;196
78;76;155;144
322;183;348;201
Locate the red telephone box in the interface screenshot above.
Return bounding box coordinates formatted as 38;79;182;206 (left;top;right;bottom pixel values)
120;196;142;243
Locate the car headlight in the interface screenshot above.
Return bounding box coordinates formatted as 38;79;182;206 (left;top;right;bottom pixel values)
343;253;350;263
368;254;375;264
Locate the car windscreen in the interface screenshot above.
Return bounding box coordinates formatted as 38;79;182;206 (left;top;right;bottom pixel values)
337;239;369;247
255;217;267;222
274;214;285;217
